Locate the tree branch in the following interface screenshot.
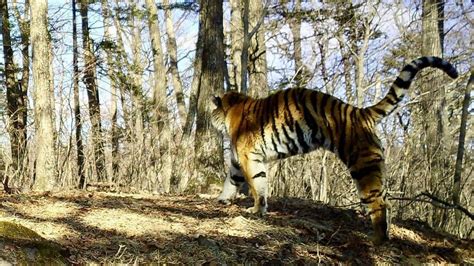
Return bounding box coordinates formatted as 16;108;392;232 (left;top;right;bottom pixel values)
389;191;474;220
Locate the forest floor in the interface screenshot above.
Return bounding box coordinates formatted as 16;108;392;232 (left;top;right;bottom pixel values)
0;190;472;264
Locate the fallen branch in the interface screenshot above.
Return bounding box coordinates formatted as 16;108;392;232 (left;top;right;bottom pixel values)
389;191;474;220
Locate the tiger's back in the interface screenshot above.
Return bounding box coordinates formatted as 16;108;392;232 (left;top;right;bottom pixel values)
222;88;377;166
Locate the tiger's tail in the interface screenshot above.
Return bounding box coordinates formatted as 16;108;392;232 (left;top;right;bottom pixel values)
367;56;458;122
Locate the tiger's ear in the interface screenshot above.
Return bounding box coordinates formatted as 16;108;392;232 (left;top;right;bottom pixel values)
212;96;222;108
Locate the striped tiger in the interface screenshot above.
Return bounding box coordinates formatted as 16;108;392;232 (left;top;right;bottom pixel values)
211;56;458;243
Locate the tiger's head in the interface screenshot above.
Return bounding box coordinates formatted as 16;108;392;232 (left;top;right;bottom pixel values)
211;91;248;133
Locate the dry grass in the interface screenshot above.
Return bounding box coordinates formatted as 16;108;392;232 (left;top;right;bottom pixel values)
0;190;472;264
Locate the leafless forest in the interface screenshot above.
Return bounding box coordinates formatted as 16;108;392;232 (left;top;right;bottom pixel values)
0;0;473;260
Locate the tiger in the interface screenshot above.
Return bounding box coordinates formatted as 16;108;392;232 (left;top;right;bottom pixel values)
211;56;458;243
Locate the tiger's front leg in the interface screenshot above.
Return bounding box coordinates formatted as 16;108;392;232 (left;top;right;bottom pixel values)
217;159;246;205
239;154;268;216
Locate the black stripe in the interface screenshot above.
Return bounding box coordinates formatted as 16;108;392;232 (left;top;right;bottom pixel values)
231;175;245;183
231;159;241;170
282;125;298;155
419;56;430;67
271;137;279;154
385;94;398;105
361;190;383;204
252;99;260;115
350;164;381;180
269;95;282;145
338;103;348;161
326;98;337;152
292;89;302;113
372;107;386;116
236;99;249;138
259;99;267;148
252;172;266;179
393;77;411;89
400;64;417;78
284;90;295;132
295;121;309;153
302;93;319;145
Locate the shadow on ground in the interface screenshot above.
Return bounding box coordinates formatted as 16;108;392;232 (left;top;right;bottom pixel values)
0;191;471;264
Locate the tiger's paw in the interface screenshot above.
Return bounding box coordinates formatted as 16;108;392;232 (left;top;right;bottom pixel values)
217;198;232;206
246;206;267;216
371;234;390;245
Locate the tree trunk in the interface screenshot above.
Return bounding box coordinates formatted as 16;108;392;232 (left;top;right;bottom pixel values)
72;0;85;189
247;0;268;98
421;0;447;229
163;0;186;130
80;0;106;182
229;0;243;92
1;0;28;188
146;0;172;193
337;34;353;103
101;0;119;181
240;0;250;94
11;0;30;181
194;0;225;191
30;0;57;191
289;0;307;87
182;26;203;137
130;3;145;148
452;69;472;235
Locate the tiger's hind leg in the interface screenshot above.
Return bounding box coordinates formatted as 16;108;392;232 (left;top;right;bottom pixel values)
350;160;391;244
217;159;246;205
239;154;268;216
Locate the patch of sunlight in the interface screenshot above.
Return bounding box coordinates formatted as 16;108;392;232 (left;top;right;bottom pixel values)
3;200;81;220
391;224;427;244
198;216;273;238
81;208;188;237
0;217;79;242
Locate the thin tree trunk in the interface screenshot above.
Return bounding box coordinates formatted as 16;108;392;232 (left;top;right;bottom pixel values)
0;0;22;188
452;69;472;234
354;18;371;107
80;0;106;182
421;0;446;229
338;34;353;103
247;0;268;98
130;3;145;147
194;0;225;191
289;0;307;87
183;27;203;137
30;0;57;191
240;0;250;94
229;0;243;92
101;0;119;181
146;0;172;193
163;0;186;129
72;0;85;189
11;0;30;180
111;5;130;130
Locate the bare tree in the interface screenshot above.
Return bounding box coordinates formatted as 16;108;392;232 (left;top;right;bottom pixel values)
228;0;244;92
247;0;268;97
101;0;119;181
146;0;172;192
163;0;186;129
1;0;28;189
72;0;85;188
288;0;308;87
30;0;57;191
452;69;472;233
80;0;106;182
194;0;225;190
420;0;447;229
